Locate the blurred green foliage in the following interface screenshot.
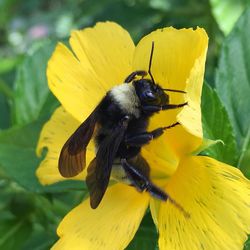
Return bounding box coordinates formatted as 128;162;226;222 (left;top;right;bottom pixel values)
0;0;250;249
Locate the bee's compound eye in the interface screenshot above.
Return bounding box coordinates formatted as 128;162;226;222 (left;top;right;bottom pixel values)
145;90;156;100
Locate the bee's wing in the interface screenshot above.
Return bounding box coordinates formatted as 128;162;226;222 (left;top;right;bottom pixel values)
58;110;98;178
86;119;128;209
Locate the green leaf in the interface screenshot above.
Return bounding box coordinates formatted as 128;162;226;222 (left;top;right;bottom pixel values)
0;218;32;250
0;0;18;28
0;40;85;192
201;83;238;165
0;120;85;192
210;0;246;35
13;40;58;126
0;78;14;100
237;129;250;177
126;212;157;250
244;236;250;250
21;226;55;250
0;57;21;74
215;7;250;176
0;92;10;129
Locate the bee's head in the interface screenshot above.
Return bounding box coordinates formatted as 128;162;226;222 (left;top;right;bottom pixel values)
133;79;169;106
130;41;186;107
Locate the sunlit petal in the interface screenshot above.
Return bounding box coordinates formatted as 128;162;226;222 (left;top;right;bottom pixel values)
158;156;250;250
150;198;161;227
47;43;105;122
53;184;149;250
133;27;208;156
36;107;95;184
70;21;135;89
142;137;177;177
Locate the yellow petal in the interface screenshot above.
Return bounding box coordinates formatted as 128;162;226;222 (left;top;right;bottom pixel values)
158;156;250;250
133;27;208;156
70;21;135;89
150;198;161;228
176;49;207;138
53;184;149;250
47;43;105;122
36;106;95;185
142;137;177;178
133;27;207;95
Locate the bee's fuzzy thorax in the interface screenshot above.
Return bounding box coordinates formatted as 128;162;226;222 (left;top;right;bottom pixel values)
109;83;140;118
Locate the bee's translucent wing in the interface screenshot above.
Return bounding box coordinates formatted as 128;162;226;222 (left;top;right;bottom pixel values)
86;118;129;209
58;111;97;177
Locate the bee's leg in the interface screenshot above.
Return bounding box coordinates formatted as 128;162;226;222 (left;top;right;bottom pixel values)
125;123;180;147
141;105;161;113
121;157;190;217
161;102;188;110
125;133;153;147
124;70;147;83
142;102;187;114
120;158;168;201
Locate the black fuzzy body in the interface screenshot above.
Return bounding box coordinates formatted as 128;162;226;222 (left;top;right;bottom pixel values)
94;86;150;160
59;64;186;208
59;79;176;208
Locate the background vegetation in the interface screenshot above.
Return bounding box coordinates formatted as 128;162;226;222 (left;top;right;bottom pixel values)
0;0;250;249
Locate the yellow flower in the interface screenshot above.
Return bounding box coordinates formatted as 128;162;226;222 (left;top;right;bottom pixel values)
36;22;250;250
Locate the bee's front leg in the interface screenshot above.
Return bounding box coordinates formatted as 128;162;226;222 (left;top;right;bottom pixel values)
161;102;187;110
141;102;187;114
141;105;161;113
124;70;147;83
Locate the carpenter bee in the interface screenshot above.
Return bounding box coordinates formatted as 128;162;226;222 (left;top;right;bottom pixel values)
59;42;187;210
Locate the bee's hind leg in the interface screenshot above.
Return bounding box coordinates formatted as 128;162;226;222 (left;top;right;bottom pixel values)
121;157;191;217
120;158;168;201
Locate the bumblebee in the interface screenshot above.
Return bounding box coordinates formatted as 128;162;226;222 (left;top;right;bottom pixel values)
59;42;187;209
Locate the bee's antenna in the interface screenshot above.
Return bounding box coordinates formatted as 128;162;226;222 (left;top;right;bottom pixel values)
148;42;186;95
148;41;156;85
162;88;186;94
